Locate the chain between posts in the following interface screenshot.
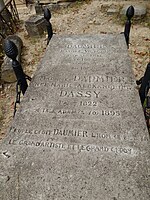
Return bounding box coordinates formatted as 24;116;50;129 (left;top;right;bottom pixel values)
13;74;31;117
14;80;21;117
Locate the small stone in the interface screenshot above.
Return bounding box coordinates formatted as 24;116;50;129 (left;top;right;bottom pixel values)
88;20;93;24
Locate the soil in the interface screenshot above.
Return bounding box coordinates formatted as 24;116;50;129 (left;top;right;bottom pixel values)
0;0;150;140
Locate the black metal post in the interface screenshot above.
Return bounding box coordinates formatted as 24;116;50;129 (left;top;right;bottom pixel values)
44;8;53;45
3;39;28;94
124;6;134;48
12;59;28;94
139;63;150;105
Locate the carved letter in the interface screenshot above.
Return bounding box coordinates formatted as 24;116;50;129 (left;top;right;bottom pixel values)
93;91;100;98
85;91;91;98
60;90;67;97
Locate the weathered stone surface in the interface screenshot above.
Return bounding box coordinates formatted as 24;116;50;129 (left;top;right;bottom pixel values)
107;8;119;15
25;15;47;37
0;34;149;200
121;5;147;18
1;35;23;83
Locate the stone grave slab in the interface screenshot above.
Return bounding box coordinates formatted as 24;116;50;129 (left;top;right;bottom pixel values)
0;34;149;200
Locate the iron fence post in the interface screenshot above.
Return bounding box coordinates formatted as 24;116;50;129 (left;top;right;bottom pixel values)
124;5;134;48
44;8;53;45
3;39;28;95
139;63;150;105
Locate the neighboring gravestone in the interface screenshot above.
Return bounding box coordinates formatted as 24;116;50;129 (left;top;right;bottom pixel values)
1;35;23;83
35;3;43;15
0;35;149;200
36;0;74;13
25;15;47;37
121;5;147;18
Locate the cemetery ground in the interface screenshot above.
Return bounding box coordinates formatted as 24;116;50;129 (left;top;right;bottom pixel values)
0;0;150;140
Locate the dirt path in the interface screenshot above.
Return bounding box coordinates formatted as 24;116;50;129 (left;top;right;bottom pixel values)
0;0;150;139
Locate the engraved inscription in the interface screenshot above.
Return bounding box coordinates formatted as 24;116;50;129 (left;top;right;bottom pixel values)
33;107;121;118
33;82;133;91
53;129;88;137
66;44;106;49
61;43;126;54
33;74;134;92
73;75;127;83
9;139;134;155
34;74;133;84
10;126;52;135
9;126;149;142
10;127;88;138
59;90;100;98
59;100;98;107
57;109;121;117
37;74;130;84
79;101;98;107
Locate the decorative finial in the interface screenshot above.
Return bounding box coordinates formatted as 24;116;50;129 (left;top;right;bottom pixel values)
124;5;134;48
126;5;134;20
44;8;53;45
44;8;51;21
3;38;29;97
3;39;18;61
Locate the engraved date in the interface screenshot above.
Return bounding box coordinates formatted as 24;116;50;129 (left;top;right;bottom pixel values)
80;101;98;107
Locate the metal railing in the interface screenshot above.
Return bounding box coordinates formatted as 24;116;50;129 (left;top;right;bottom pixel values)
0;0;19;36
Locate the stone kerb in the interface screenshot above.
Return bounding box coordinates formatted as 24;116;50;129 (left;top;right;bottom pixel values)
0;34;149;200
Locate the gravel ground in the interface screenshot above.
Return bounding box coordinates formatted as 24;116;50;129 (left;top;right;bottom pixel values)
0;0;150;140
